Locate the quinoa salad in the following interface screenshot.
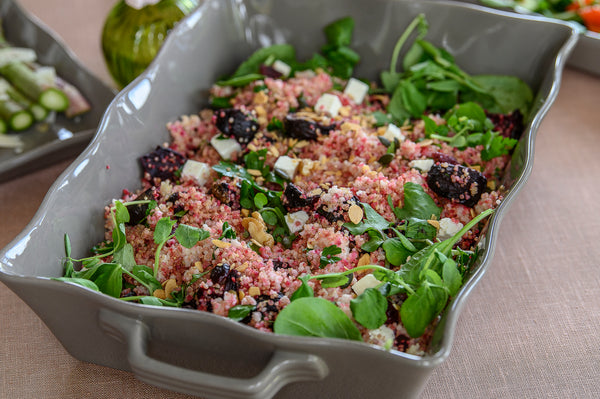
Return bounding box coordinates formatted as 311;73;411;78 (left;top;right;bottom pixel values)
59;16;532;355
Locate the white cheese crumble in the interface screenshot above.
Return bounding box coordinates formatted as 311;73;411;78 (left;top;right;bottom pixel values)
409;159;434;172
210;135;241;160
284;211;309;234
181;160;211;186
343;77;369;104
382;123;405;142
437;218;464;241
314;93;342;117
272;60;291;78
274;156;301;180
352;274;381;296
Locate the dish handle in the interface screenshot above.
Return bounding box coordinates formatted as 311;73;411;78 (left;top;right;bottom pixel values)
99;309;329;399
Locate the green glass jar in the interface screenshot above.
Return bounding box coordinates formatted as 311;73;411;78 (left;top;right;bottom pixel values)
101;0;198;88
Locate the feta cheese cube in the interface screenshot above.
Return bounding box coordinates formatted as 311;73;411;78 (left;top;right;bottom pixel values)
409;159;434;172
314;93;342;117
437;218;464;241
343;77;369;104
382;123;405;142
181;160;211;186
210;135;241;160
274;156;301;180
352;274;381;296
285;211;309;234
272;60;291;78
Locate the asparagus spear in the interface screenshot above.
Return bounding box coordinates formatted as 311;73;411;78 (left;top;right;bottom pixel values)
0;62;69;112
0;98;34;131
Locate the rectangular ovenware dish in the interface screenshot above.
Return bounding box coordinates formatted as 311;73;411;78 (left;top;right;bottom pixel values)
0;0;577;398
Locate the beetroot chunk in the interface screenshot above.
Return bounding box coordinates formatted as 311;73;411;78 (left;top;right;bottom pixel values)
214;109;259;144
140;146;186;182
285;114;336;140
426;163;487;207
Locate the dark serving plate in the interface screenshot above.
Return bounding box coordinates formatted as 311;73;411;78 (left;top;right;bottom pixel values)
0;0;115;181
0;0;578;398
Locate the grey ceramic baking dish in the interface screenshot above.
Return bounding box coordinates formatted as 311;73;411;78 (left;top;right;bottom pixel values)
0;0;578;398
0;0;115;182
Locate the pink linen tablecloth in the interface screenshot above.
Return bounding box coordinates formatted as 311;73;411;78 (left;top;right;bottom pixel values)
1;1;599;398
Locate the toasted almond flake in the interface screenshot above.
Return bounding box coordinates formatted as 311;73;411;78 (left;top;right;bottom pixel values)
236;262;249;272
253;91;268;104
212;239;232;249
194;261;204;272
471;165;481;172
250;238;263;248
294;140;310;149
164;279;178;299
427;220;440;230
241;209;250;217
269;146;280;157
254;105;266;117
357;253;372;267
248;286;261;296
238;291;245;301
470;208;477;218
348;204;364;224
153;289;166;299
247;143;258;152
487;180;496;190
341;122;361;133
309;188;323;196
419;139;433;146
247;168;262;176
338;106;351;117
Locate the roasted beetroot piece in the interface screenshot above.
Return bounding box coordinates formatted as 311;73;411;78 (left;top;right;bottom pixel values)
211;180;239;207
431;151;458;165
259;64;283;79
139;146;186;182
426;163;487;207
223;269;240;292
282;183;319;212
126;188;156;225
210;263;231;286
487;110;524;140
285;114;336;140
214;109;259;144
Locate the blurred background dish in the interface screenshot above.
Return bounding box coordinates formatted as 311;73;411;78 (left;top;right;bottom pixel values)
457;0;600;76
0;0;115;182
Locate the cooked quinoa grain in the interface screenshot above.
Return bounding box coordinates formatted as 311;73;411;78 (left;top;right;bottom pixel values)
96;67;518;354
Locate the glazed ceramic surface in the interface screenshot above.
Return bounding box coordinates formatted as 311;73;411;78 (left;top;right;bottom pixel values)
0;0;578;398
0;0;115;181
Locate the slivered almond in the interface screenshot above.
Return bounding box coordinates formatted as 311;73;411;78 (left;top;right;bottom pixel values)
348;204;364;224
153;289;166;299
247;169;262;176
357;253;371;267
253;90;268;104
269;146;280;157
164;279;178;299
212;239;231;249
236;262;249;272
427;220;440;230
